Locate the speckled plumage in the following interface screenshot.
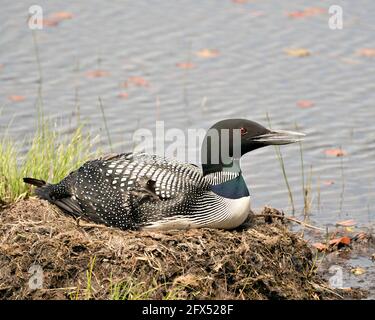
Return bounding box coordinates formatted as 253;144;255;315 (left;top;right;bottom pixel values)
31;153;247;230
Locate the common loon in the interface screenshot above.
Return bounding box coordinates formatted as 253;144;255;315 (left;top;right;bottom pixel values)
24;119;304;231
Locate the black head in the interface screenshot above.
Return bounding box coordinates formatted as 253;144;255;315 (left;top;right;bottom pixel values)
201;118;305;174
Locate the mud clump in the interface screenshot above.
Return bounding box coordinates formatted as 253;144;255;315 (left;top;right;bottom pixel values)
0;198;349;300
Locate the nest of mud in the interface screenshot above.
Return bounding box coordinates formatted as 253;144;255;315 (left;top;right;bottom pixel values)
0;198;349;300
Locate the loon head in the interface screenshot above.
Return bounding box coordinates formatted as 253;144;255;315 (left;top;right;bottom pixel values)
213;118;305;154
202;118;305;174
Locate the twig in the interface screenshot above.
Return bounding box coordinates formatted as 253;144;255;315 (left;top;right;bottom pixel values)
79;222;111;230
253;213;324;231
308;281;344;299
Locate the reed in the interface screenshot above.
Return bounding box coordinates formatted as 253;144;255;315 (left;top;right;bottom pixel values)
339;147;345;213
266;113;295;214
295;123;313;216
98;97;114;153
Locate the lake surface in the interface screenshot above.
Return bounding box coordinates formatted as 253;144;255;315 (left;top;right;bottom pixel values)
1;0;375;230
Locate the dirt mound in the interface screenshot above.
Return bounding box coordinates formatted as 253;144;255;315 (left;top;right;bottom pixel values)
0;198;347;300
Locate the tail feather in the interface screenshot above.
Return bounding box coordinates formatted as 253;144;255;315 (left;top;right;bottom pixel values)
23;178;47;188
24;177;52;200
24;177;83;217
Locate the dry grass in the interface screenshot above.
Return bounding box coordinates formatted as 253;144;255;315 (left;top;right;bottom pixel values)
0;198;355;300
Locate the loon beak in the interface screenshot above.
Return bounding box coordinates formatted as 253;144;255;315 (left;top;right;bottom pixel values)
251;129;306;145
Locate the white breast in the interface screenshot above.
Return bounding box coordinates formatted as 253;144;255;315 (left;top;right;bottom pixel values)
142;194;251;231
205;196;251;229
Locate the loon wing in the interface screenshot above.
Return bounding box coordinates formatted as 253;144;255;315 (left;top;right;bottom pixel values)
35;153;206;230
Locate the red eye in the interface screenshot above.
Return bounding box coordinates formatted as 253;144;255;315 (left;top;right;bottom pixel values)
240;127;247;136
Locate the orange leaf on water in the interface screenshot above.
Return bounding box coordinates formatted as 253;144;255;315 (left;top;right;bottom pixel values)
118;92;129;99
49;12;73;20
8;95;26;102
127;76;149;87
43;18;60;27
336;219;356;227
322;180;335;186
195;49;220;58
324;148;347;157
287;7;325;19
284;48;311;57
297;100;314;108
304;7;326;15
176;62;195;69
287;11;306;19
86;70;110;78
357;48;375;57
329;236;351;246
42;11;73;27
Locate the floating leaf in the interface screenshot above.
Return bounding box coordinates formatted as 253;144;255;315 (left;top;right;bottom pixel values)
305;7;326;15
312;243;328;251
324;148;347;157
195;49;220;58
357;48;375;57
49;12;73;20
322;180;335;186
351;267;366;275
336;219;356;227
287;11;305;19
287;7;325;19
329;236;351;247
176;62;195;69
43;18;60;27
127;76;149;87
297;100;314;108
86;70;110;78
285;48;311;57
8;95;26;102
42;12;73;27
118;92;129;99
